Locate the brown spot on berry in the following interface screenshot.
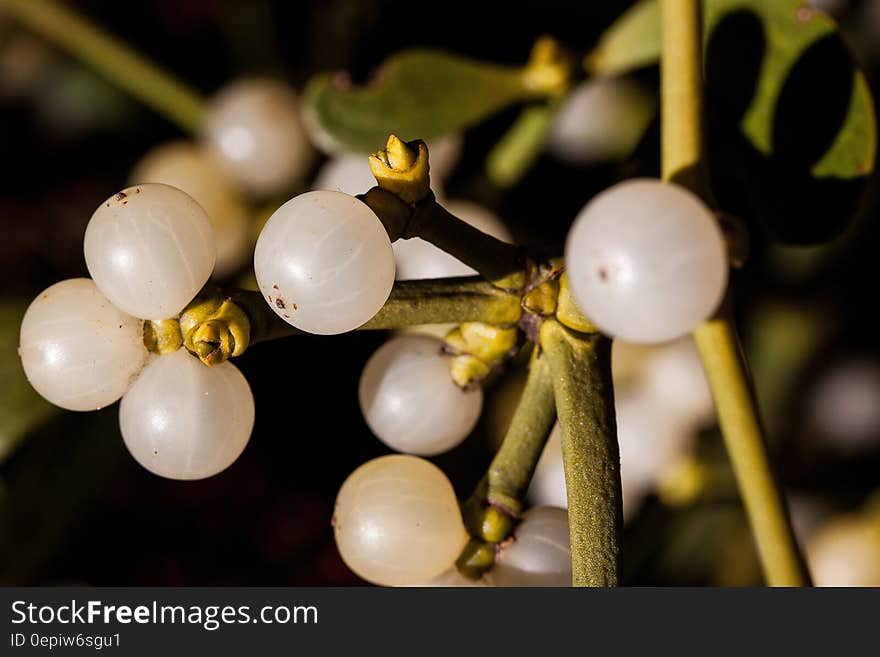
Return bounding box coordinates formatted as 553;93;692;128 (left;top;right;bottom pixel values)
115;191;127;202
598;266;609;282
292;303;298;310
272;284;279;290
275;298;285;309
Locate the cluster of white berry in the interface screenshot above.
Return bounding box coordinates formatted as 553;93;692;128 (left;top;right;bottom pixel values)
18;184;254;480
17;75;731;586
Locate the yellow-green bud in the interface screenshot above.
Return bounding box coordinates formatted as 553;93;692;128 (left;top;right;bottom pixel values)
179;296;250;366
522;35;572;95
369;135;431;205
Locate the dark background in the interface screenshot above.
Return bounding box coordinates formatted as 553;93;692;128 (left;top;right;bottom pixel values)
1;0;878;586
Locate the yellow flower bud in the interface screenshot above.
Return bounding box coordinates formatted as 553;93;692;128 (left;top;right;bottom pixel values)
449;354;491;388
369;134;431;205
522;35;572;95
179;296;251;366
445;322;519;363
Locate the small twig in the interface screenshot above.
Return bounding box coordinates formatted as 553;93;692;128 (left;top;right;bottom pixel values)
231;278;523;348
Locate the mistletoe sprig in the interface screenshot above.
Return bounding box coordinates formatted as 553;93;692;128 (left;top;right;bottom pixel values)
3;0;871;587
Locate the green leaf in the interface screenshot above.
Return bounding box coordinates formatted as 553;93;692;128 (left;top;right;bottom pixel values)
585;0;661;77
303;49;542;154
0;301;56;463
587;0;876;243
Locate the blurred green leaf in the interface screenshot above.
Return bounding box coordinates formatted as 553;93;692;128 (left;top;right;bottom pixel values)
303;49;542;154
746;301;830;438
0;301;55;463
587;0;876;242
585;0;661;77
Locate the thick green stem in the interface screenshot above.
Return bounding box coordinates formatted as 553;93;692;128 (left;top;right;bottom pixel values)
660;0;810;585
486;348;557;515
0;0;206;132
540;320;621;587
236;277;522;346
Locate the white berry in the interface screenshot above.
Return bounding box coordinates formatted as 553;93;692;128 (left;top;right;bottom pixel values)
18;278;148;411
333;455;468;586
130;141;250;277
253;190;395;335
84;183;216;320
641;336;715;429
565;179;727;343
426;133;463;182
807;358;880;453
119;348;254;480
394;200;512;280
359;334;482;456
492;506;572;587
548;77;653;164
312;154;378;196
809;514;880;586
203;78;312;197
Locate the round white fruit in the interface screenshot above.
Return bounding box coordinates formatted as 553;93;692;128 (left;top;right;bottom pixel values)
84;183;216;320
202;78;313;197
493;506;572;587
253;190;395;334
19;278;148;411
565;179;727;343
333;455;468;586
359;334;483;456
809;514;880;587
119;348;254;480
548;77;653;164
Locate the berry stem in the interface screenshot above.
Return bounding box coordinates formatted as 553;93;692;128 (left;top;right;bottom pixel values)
455;348;555;578
232;278;523;347
540;320;621;587
485;347;557;516
0;0;206;133
359;189;524;289
659;0;810;585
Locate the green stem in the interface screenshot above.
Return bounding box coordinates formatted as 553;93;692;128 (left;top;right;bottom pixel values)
693;305;811;586
660;0;711;199
236;277;523;346
0;0;206;132
485;99;561;189
360;189;524;288
405;199;524;287
485;348;557;515
659;0;809;585
540;320;621;587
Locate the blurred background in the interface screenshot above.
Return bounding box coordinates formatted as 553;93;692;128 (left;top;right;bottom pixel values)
1;0;879;586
